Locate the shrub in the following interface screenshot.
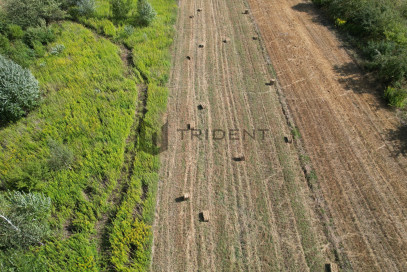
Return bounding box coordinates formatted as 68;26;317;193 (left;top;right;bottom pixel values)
4;0;66;28
48;139;74;171
0;191;51;248
123;25;135;36
118;25;135;39
4;40;36;68
6;24;24;40
137;0;156;26
32;41;47;57
312;0;407;107
0;34;10;52
0;54;40;122
102;20;117;37
77;0;96;17
374;50;407;83
112;0;133;21
385;85;407;108
50;44;66;55
24;26;56;47
0;249;48;271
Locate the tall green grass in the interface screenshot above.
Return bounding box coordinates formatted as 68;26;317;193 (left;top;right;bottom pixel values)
0;21;136;270
0;0;177;269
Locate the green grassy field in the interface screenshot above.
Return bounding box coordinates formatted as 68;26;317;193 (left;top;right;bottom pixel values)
0;0;177;270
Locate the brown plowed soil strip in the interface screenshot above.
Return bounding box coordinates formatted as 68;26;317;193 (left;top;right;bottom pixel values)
247;0;407;271
151;0;336;271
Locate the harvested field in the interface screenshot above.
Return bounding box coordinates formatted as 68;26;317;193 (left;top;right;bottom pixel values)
152;0;407;271
151;0;331;270
247;0;407;271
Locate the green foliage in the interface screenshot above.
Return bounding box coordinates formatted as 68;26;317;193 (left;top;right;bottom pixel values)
24;26;56;48
50;44;66;55
0;22;138;269
0;248;48;272
6;24;24;40
40;234;99;271
110;219;151;271
137;0;156;26
0;22;56;68
77;0;97;16
0;55;40;123
385;85;407;108
0;191;51;248
3;0;66;28
0;0;177;269
102;20;116;37
111;0;133;21
312;0;407;108
48;139;74;171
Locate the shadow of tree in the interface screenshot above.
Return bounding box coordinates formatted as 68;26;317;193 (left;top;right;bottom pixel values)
387;123;407;157
291;2;331;27
333;62;383;93
291;3;407;157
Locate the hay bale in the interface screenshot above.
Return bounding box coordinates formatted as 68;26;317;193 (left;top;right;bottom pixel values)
284;136;292;144
325;263;339;272
190;15;194;18
223;38;231;43
183;193;190;200
197;104;205;110
232;156;245;162
198;44;205;48
252;36;259;40
244;9;249;14
266;79;276;86
186;56;191;60
202;210;210;222
197;8;202;12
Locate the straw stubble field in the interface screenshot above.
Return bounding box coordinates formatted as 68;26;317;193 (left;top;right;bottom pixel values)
151;0;329;270
151;0;407;271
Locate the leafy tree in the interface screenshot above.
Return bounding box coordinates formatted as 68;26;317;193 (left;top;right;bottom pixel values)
3;0;66;28
0;191;51;248
111;0;133;21
137;0;156;26
0;54;40;123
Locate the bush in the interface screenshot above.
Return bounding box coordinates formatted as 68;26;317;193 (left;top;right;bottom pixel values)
48;139;74;171
312;0;407;107
24;26;56;48
0;54;40;123
385;85;407;108
4;0;66;28
137;0;156;26
118;25;135;39
103;21;117;37
50;44;66;55
0;249;48;272
6;24;24;40
3;40;36;68
0;34;10;51
32;41;47;57
77;0;96;17
112;0;133;21
0;191;51;248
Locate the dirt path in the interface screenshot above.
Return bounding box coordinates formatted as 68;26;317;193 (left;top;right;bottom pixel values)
246;0;407;271
151;0;332;271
